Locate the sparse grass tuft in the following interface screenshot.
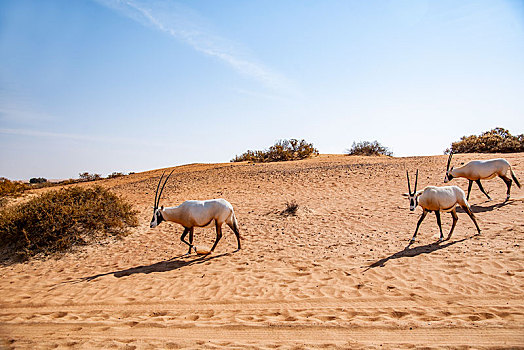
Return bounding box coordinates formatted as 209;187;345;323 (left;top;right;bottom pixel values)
445;127;524;154
281;200;299;216
346;141;392;156
0;186;138;262
232;139;319;163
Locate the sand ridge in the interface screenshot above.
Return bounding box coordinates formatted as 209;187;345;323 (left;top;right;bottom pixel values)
1;153;523;349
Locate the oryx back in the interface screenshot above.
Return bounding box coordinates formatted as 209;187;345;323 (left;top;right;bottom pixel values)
418;186;465;212
457;159;510;180
177;199;234;227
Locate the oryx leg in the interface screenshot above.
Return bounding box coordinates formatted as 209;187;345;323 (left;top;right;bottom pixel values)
411;209;429;242
180;227;197;254
435;210;444;242
447;209;458;241
226;222;241;250
210;222;223;252
499;175;512;201
475;180;491;201
461;205;481;235
466;180;473;201
187;228;194;254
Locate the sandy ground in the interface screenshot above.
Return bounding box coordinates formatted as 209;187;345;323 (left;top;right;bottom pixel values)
0;153;523;349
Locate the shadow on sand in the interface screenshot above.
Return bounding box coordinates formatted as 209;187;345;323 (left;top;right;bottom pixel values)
461;199;517;214
79;252;231;282
363;235;478;272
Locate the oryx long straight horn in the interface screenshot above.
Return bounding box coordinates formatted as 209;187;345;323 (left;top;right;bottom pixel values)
156;169;175;208
446;152;453;172
406;170;412;195
406;169;419;195
154;171;165;210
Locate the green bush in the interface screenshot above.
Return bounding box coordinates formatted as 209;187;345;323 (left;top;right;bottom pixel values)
232;139;319;163
346;141;392;156
445;128;524;154
0;186;138;262
29;177;47;184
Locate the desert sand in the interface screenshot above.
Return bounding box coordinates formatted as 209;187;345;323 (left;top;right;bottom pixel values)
0;153;523;349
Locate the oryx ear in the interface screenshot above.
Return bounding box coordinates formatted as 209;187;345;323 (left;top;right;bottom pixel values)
402;192;410;197
160;205;164;210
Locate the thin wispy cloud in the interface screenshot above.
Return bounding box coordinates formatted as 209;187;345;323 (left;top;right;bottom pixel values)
0;127;163;147
0;128;102;141
0;106;56;124
95;0;300;98
234;88;290;102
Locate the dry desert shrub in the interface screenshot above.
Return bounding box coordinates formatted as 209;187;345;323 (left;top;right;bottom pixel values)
232;139;319;163
0;186;138;262
281;200;299;216
107;172;125;179
0;178;29;201
346;140;393;156
445;127;524;154
79;172;102;182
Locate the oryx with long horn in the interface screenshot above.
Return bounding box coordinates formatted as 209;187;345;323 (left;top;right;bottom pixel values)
404;170;481;243
150;170;241;254
444;152;521;202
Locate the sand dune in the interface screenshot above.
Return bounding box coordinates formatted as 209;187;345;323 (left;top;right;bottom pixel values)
1;154;523;349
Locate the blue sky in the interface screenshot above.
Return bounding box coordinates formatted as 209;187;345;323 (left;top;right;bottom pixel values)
1;0;523;180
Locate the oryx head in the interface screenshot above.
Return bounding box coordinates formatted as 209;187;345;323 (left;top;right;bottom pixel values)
150;169;174;228
444;152;454;183
405;170;419;211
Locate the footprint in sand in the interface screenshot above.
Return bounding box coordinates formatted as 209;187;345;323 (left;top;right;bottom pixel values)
318;315;337;321
390;311;408;319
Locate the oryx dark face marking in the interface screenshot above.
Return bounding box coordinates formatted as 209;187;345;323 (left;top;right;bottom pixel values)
444;152;454;183
409;196;418;211
444;167;454;183
150;209;164;228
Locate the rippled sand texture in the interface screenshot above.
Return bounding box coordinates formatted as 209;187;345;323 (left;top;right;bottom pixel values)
1;153;523;349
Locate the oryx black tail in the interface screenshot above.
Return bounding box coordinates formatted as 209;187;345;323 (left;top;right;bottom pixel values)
510;166;521;188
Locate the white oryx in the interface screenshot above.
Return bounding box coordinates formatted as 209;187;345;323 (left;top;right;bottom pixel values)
150;170;241;255
444;152;521;201
404;170;481;243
